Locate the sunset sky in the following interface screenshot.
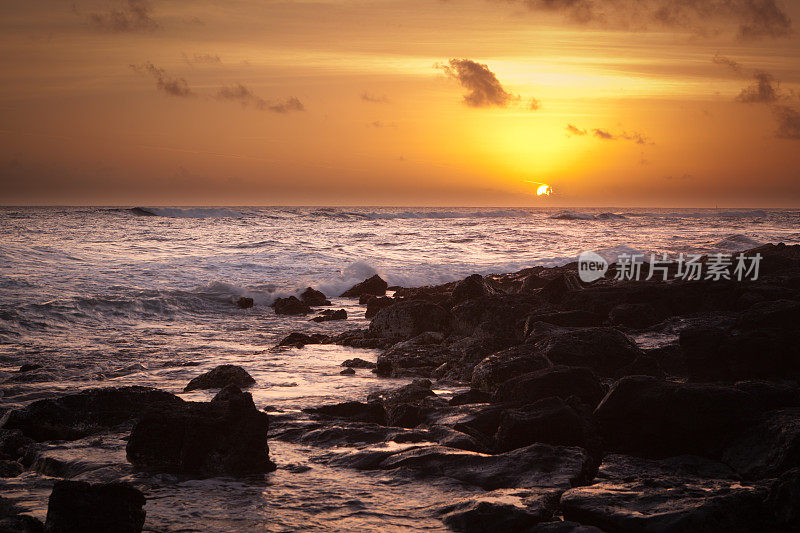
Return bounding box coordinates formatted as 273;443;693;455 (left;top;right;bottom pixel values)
2;0;800;206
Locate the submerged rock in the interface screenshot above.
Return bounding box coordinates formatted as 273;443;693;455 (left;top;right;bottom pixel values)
278;332;330;348
45;480;145;533
127;385;275;476
272;296;311;315
0;387;184;441
341;274;388;298
183;364;255;392
311;309;347;322
300;287;331;306
340;358;376;369
236;297;254;309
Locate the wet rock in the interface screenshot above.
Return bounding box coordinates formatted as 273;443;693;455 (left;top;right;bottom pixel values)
0;459;23;477
0;387;184;441
339;367;355;375
272;295;312;315
377;443;590;490
236;297;254;309
494;366;606;409
45;480;145;533
340;274;388;298
439;492;554;532
524;311;603;330
536;328;642;378
595;376;758;458
304;401;387;425
368;380;442;428
450;274;491;304
722;408;800;479
471;345;551;393
369;300;452;342
561;472;766;532
0;497;44;533
608;303;660;329
766;468;800;530
278;332;330;348
31;456;69;478
16;364;42;373
364;296;394;318
183;364;255;392
449;389;492;406
311;309;347;322
341;358;376;369
126;385;275;476
494;397;587;452
300;287;331;306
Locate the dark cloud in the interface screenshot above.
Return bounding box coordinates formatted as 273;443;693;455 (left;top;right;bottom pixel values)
515;0;792;40
437;59;517;108
566;124;587;135
773;105;800;139
87;0;158;32
215;84;304;113
361;92;389;103
529;97;541;111
712;53;743;74
736;71;780;103
592;128;653;144
130;62;193;97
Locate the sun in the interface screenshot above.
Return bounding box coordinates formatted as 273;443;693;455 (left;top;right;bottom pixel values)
536;184;552;196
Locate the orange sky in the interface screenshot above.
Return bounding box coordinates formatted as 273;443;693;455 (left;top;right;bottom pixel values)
2;0;800;206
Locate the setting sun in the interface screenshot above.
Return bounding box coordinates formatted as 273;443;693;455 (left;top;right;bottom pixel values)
536;184;552;196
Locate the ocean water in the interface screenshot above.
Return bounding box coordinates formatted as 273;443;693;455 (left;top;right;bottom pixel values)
1;206;799;531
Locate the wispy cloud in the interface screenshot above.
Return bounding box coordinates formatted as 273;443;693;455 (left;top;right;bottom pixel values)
129;62;193;97
182;52;222;65
437;58;518;108
566;124;587;136
215;84;304;113
87;0;158;33
592;128;653;144
712;53;743;74
361;92;389;103
773;105;800;139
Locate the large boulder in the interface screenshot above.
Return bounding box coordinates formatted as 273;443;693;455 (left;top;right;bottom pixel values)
183;364;255;392
536;327;642;378
450;274;491;304
0;387;184;441
45;480;145;533
494;366;606;409
494;397;587;452
450;294;542;339
722;408;800;479
369;300;452;342
367;380;442;428
126;385;275;476
363;296;395;318
471;344;551;393
272;296;311;315
594;376;759;458
374;334;452;377
340;274;388;298
300;287;330;306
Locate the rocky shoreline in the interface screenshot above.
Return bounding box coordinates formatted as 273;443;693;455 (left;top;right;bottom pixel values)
2;242;799;531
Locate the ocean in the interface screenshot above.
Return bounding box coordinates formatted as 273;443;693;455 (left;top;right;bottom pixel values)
1;206;799;531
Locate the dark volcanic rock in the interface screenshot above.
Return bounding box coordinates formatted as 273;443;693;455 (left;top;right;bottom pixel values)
595;376;759;458
374;334;451;377
377;443;590;490
450;274;491;304
494;366;606;409
0;459;23;478
494;397;587;452
439;493;554;533
722;408;800;479
272;296;312;315
236;297;254;309
16;364;42;373
341;274;388;298
339;367;355;375
367;380;442;428
183;364;255;392
608;302;660;329
766;468;800;530
0;496;44;532
537;327;642;378
127;385;275;476
45;480;145;533
300;287;330;306
278;332;330;348
304;401;387;424
524;311;603;331
471;344;551;393
0;387;184;441
449;389;492;406
369;300;452;342
311;309;347;322
528;522;604;532
364;296;395;318
341;358;376;369
450;294;542;339
0;429;35;465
